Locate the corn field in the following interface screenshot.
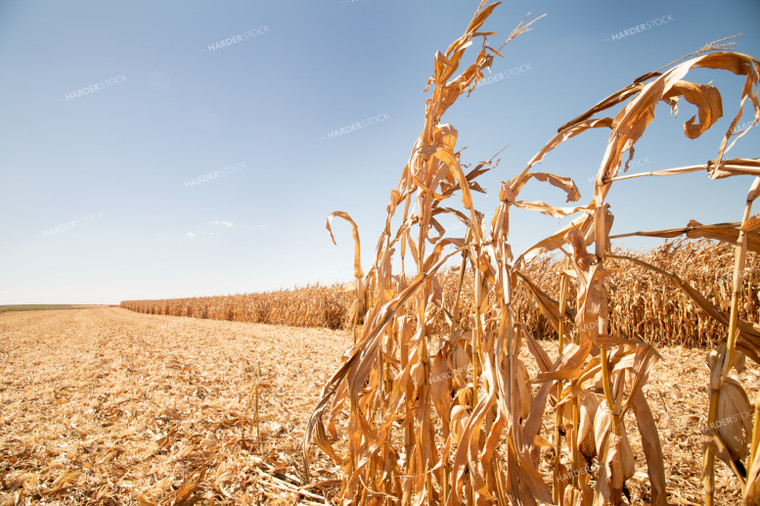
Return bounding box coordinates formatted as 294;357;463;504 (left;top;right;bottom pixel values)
123;1;760;503
123;240;760;349
122;285;353;330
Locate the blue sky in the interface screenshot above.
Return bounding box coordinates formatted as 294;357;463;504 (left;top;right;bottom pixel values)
1;0;758;304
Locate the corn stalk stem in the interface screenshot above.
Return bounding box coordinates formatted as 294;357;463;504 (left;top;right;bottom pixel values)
451;250;469;330
571;381;581;489
468;262;483;505
750;397;760;477
553;271;569;502
703;389;720;506
721;177;760;383
473;265;483;412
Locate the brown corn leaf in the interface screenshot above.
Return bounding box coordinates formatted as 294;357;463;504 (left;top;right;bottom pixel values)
710;158;760;179
535;339;594;383
517;271;577;336
663;80;723;139
515;212;596;268
512;200;593;219
703;429;748;488
326;211;364;279
630;388;668;505
611;219;760;253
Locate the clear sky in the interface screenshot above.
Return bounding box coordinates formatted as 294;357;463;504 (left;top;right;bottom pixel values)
1;0;759;304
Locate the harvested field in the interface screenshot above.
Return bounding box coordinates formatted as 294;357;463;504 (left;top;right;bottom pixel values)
0;307;348;504
1;307;757;504
0;305;98;314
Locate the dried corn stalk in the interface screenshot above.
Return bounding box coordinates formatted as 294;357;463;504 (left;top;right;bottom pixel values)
304;2;554;503
512;39;760;506
301;3;760;504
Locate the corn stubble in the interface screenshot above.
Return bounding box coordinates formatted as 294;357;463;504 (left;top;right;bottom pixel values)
301;2;760;504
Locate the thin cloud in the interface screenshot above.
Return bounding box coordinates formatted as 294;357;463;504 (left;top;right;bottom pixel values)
210;220;235;227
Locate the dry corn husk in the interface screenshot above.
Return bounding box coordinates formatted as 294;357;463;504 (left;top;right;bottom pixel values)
579;392;600;461
449;345;469;371
716;378;752;461
450;404;470;442
594;403;636;505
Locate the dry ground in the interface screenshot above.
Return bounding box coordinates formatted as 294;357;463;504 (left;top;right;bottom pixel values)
0;308;757;504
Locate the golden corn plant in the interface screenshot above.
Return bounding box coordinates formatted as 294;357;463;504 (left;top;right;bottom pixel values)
303;1;760;504
303;3;555;503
